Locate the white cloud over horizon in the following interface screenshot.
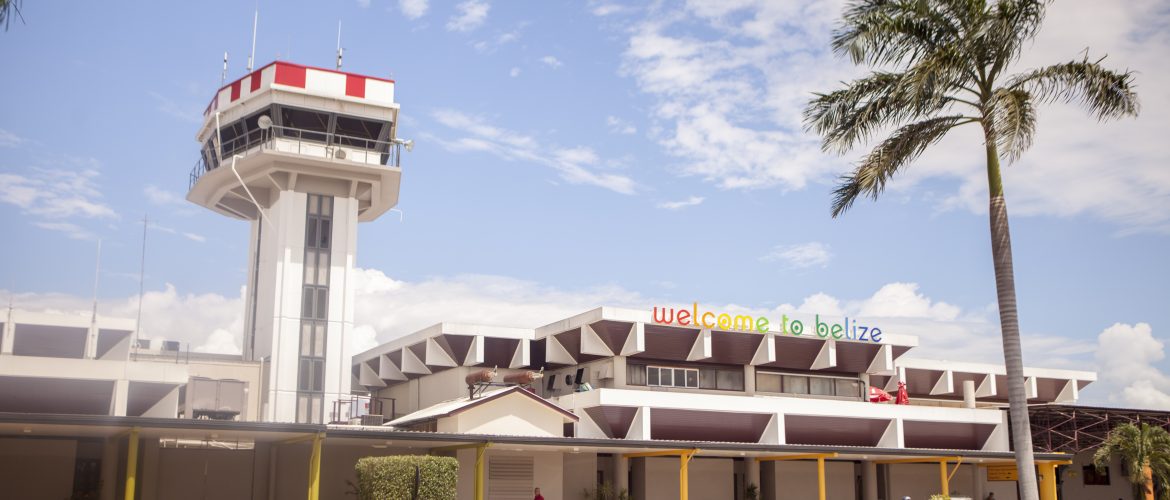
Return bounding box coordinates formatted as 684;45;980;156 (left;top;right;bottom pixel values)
0;163;117;239
5;269;1158;407
656;195;703;210
398;0;429;19
761;242;832;269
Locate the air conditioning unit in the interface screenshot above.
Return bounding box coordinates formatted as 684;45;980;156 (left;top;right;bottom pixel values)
162;340;181;352
361;414;385;426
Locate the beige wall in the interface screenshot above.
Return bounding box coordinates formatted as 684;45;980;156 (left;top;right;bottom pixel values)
563;451;598;500
153;448;254;500
888;463;977;499
0;438;76;500
772;460;856;500
1057;451;1130;500
641;456;733;500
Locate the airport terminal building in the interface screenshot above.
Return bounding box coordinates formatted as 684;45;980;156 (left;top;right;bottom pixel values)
0;61;1161;500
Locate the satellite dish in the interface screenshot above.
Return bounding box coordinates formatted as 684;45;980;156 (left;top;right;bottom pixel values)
257;115;272;130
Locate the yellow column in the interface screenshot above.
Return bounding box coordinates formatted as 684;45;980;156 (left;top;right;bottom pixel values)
939;459;949;496
680;452;693;500
1037;463;1057;500
123;427;139;500
307;433;323;500
816;457;826;500
475;443;488;500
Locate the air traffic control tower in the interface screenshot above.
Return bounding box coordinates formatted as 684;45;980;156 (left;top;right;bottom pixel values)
187;61;406;424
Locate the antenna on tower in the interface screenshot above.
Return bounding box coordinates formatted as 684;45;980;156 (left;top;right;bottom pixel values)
335;20;344;70
89;238;102;358
221;51;229;85
133;214;149;359
247;9;259;72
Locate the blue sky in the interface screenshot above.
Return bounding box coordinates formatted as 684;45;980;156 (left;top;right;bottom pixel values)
1;0;1168;408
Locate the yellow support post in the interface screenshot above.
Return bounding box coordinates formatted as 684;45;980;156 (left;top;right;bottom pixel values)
816;457;826;500
1037;462;1057;500
474;443;489;500
678;449;692;500
123;427;139;500
939;458;949;496
307;432;323;500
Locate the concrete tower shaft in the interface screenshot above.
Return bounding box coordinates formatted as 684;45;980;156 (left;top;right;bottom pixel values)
186;61;404;424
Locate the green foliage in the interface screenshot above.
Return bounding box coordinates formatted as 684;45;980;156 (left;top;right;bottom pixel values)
745;482;759;500
355;455;459;500
805;0;1140;217
582;481;629;500
1092;423;1170;500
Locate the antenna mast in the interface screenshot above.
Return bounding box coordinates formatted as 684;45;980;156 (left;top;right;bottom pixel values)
221;51;229;85
133;215;149;357
247;9;258;72
335;20;343;70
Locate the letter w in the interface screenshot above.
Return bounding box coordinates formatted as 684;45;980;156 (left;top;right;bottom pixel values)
652;307;675;324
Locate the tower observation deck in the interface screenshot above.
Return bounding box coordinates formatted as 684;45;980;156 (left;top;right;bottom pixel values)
187;61;406;424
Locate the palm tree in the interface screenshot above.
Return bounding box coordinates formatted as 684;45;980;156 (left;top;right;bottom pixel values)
1093;423;1170;500
804;1;1139;498
1;0;24;31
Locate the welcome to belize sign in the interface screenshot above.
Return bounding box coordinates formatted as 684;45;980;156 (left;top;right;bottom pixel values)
651;303;884;343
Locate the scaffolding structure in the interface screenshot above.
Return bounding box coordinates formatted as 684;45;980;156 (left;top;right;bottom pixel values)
1029;404;1170;453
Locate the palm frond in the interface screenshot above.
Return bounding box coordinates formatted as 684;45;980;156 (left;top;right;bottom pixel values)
831;115;969;217
833;0;959;67
0;0;24;31
982;0;1048;70
990;87;1036;163
1008;58;1140;120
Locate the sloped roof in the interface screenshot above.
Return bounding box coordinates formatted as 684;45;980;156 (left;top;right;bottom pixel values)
385;386;578;428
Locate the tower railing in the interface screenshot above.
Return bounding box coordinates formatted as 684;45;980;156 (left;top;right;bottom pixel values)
189;124;402;190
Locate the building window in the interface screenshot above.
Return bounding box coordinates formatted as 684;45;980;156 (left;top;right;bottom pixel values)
296;194;334;424
1083;465;1110;485
756;371;863;399
647;366;698;388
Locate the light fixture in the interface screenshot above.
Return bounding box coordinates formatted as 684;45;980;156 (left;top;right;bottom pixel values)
393;138;414;152
257;115;272;130
22;427;31;434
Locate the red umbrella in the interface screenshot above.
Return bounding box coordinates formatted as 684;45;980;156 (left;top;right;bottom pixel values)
868;386;892;403
895;381;910;405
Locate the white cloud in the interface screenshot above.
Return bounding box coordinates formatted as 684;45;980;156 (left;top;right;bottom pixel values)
1093;323;1170;410
616;1;1170;233
592;3;629;16
357;0;371;8
148;221;206;244
147;91;201;124
657;196;704;210
431;109;637;194
144;185;184;206
509;67;521;78
857;283;961;322
0;129;25;148
0;166;116;238
474;29;520;53
606;115;637;135
398;0;429;19
540;55;563;68
760;242;832;269
447;0;489;32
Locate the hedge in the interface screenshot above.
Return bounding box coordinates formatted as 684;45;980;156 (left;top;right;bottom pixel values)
355;455;459;500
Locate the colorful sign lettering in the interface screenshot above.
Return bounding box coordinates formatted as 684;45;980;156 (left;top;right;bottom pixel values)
650;303;884;343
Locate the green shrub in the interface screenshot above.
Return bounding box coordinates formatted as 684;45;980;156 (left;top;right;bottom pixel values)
355;455;459;500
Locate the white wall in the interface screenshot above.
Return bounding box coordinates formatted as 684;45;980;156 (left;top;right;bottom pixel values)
641;456;733;500
0;438;76;500
772;460;856;500
447;393;566;437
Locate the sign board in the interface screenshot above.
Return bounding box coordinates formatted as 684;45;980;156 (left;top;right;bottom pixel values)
986;464;1018;481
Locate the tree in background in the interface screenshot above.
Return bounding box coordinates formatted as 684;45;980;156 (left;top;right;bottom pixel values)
1093;423;1170;500
1;0;23;30
805;1;1139;498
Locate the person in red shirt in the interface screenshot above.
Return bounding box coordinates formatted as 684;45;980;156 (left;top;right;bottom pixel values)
533;487;544;500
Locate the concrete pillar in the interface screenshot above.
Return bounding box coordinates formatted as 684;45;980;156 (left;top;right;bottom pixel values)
745;458;761;496
0;311;14;354
85;324;99;359
139;438;160;500
613;355;627;388
963;380;977;408
111;379;129;416
744;365;756;396
973;463;985;500
100;437;119;500
615;454;630;495
862;461;879;500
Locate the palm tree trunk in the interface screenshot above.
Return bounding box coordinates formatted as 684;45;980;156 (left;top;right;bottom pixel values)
1144;465;1155;500
985;136;1040;500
